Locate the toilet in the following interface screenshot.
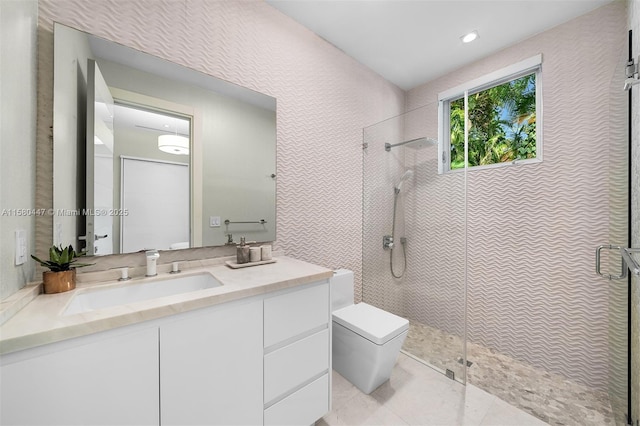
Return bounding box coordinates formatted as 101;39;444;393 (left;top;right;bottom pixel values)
331;269;409;394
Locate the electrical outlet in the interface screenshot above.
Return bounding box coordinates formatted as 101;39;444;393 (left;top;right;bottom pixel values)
15;229;27;265
209;216;221;227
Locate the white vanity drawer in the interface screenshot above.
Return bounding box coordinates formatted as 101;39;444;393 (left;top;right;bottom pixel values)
264;328;329;404
264;373;329;426
264;281;329;348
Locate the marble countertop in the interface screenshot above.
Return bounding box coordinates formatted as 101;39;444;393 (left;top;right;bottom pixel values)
0;255;333;356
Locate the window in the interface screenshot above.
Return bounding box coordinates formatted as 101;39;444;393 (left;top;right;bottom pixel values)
438;55;542;173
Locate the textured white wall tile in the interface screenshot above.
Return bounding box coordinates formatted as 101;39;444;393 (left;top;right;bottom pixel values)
35;0;405;300
402;2;628;393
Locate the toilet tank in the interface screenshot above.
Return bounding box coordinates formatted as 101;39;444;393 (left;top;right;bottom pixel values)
331;269;354;312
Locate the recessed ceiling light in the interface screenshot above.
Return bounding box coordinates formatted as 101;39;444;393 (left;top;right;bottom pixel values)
461;31;479;43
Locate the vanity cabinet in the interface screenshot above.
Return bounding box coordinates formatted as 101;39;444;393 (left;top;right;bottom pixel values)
160;298;263;425
0;277;331;426
0;326;159;425
263;280;331;425
160;280;330;426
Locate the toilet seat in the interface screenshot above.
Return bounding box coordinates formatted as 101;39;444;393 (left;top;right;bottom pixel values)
332;303;409;345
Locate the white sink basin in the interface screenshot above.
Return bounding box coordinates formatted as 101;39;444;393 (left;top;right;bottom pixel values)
64;273;222;315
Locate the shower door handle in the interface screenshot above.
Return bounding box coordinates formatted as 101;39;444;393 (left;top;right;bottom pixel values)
595;245;627;280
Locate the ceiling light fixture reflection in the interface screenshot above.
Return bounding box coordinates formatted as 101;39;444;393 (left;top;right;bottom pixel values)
461;31;479;43
158;134;189;155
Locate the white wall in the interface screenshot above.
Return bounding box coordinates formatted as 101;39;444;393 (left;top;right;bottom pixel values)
200;95;276;247
0;0;37;299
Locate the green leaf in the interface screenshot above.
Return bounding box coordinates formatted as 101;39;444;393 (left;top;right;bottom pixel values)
32;244;94;271
30;254;45;266
60;246;71;264
49;246;60;264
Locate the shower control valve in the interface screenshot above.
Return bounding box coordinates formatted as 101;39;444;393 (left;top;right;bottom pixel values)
383;235;394;250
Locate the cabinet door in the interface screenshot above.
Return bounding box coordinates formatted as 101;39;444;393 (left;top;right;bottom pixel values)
0;327;159;425
160;298;263;425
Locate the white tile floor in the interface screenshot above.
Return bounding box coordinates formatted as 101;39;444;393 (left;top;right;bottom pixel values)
319;353;549;426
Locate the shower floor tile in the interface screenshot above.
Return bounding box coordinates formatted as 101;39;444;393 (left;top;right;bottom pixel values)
402;320;620;426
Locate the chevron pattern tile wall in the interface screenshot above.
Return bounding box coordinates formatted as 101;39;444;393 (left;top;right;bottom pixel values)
35;0;406;304
400;2;627;393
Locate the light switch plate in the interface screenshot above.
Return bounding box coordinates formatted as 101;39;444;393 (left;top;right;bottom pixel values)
15;229;27;266
209;216;221;227
54;222;62;246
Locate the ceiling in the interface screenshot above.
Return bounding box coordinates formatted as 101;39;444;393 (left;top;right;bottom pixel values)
266;0;614;90
94;103;190;156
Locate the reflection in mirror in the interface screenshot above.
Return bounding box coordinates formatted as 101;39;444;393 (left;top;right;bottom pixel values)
86;58;115;256
53;23;276;256
105;104;191;255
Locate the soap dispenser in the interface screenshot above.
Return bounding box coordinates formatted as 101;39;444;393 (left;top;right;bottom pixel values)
236;237;250;264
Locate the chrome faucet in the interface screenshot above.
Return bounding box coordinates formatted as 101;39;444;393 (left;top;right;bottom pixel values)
145;250;160;277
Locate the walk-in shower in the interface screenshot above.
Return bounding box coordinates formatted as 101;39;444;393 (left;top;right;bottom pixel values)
362;88;629;425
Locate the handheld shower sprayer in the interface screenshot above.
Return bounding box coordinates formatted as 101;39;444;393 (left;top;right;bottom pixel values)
395;170;414;193
385;169;415;279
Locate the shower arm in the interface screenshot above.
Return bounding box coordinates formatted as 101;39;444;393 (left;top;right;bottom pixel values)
384;137;425;152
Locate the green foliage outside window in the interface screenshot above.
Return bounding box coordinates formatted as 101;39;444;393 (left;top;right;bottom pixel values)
449;73;536;170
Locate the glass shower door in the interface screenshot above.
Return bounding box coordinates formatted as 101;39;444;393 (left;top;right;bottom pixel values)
600;44;631;424
362;104;467;383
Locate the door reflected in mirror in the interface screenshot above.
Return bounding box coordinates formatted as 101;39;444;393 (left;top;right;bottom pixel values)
53;23;276;256
94;102;192;255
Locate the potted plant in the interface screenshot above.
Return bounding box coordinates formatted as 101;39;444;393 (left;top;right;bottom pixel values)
31;245;93;294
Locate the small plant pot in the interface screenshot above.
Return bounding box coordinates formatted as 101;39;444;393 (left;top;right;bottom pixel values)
42;269;76;294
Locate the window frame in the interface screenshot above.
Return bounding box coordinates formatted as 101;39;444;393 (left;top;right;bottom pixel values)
437;54;543;174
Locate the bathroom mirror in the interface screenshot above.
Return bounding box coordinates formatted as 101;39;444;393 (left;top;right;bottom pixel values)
53;23;276;255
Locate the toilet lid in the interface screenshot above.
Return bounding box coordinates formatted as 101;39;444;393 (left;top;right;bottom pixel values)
332;303;409;345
